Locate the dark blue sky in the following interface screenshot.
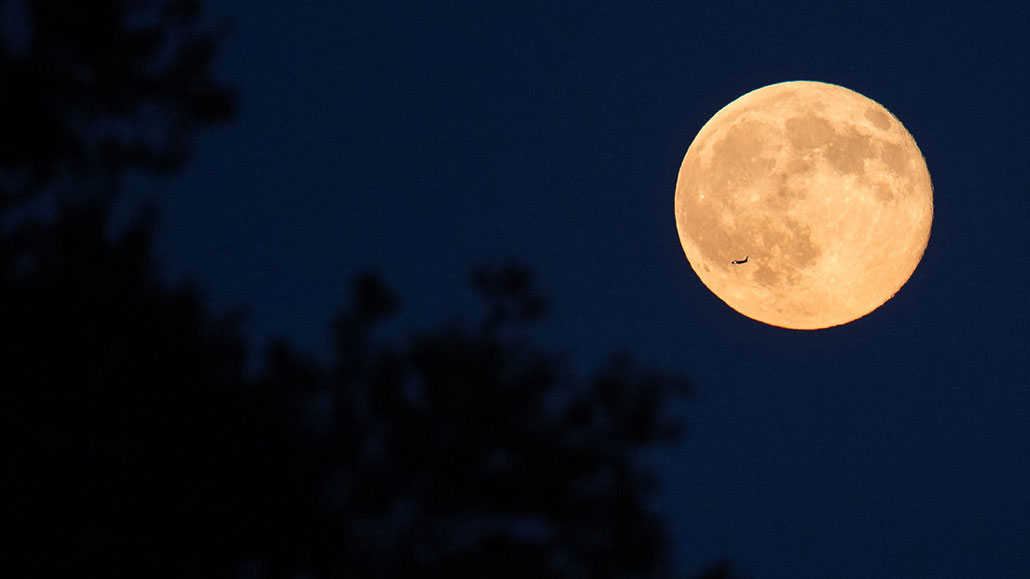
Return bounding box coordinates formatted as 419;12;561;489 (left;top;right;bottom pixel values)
127;1;1030;576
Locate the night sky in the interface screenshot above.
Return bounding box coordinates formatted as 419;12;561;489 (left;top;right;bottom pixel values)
126;1;1030;576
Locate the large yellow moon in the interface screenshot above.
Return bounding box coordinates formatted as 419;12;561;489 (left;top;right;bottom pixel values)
675;81;933;329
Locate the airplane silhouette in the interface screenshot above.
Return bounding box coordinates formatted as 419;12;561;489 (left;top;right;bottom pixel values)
731;256;749;265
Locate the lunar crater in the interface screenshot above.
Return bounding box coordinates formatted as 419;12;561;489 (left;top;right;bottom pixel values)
864;107;892;130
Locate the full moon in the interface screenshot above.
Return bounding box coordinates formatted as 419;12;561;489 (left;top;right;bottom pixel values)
674;81;933;329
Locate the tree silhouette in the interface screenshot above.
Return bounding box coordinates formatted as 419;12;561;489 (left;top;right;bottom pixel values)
0;0;233;208
305;265;690;578
0;1;743;577
1;213;695;577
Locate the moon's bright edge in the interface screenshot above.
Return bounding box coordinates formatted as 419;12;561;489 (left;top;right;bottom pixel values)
675;81;933;329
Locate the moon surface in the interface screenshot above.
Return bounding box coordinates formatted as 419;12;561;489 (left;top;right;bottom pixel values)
674;81;933;329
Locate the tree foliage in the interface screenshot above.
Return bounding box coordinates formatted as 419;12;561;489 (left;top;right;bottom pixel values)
0;0;233;208
0;1;742;577
0;206;697;577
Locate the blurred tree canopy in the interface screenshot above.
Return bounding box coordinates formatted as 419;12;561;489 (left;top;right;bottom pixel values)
0;1;740;577
0;0;233;209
